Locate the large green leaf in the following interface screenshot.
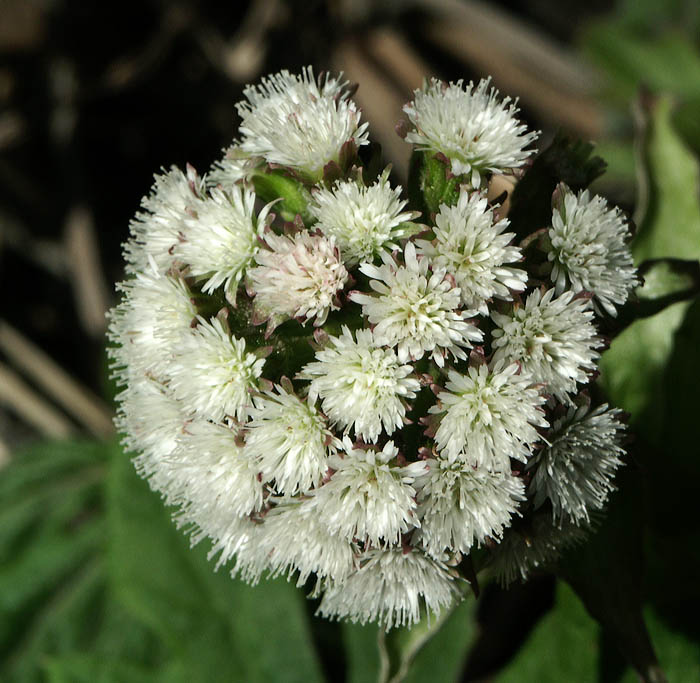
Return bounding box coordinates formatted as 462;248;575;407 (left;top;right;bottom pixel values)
496;582;600;682
582;24;700;105
562;90;700;683
619;608;700;683
599;95;700;441
106;448;325;683
0;440;110;683
0;440;327;682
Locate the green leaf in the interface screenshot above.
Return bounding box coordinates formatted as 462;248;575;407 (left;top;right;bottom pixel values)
582;25;700;105
599;95;700;441
0;440;112;683
343;599;476;683
615;258;700;324
0;439;328;682
107;448;325;683
618;608;700;683
43;653;158;683
632;97;700;263
496;582;600;682
558;467;666;683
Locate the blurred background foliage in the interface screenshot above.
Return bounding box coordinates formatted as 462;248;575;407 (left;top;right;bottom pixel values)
1;0;699;680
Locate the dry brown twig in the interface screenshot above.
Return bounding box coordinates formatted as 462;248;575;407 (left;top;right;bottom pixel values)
0;320;114;438
63;205;111;338
0;362;77;440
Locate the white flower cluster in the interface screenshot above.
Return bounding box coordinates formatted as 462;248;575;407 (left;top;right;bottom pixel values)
109;68;636;630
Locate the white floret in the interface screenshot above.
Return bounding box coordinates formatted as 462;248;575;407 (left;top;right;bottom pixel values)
236;66;369;180
168;316;265;422
248;231;348;328
491;288;602;402
309;439;427;546
415;459;525;557
529;403;625;524
429;362;547;469
244;382;337;495
351;242;482;367
416;189;527;314
298;326;420;443
404;77;538;186
318;547;461;630
176;185;272;302
549;184;638;316
309;173;420;267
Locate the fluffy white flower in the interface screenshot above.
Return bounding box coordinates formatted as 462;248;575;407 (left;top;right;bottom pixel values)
310;439;426;546
248;231;348;328
108;262;197;383
207;145;256;190
490;514;587;586
529;404;625;524
115;377;186;490
309;174;419;267
124;165;205;273
176;185;272;302
350;242;482;366
244;381;337;495
168;316;265;422
318;548;460;630
549;185;638;316
491;289;601;402
188;510;262;573
416;190;527;314
299;326;420;442
169;419;264;517
429;362;546;468
403;78;538;186
236;67;369;179
241;501;357;586
416;459;525;557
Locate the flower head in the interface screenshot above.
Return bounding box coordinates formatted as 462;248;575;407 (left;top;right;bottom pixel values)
244;381;337;495
124;165;205;274
208;145;256;190
310;439;427;546
491;289;601;402
108;67;632;632
416;459;525;557
107;263;197;383
318;548;460;630
403;78;538;186
416;190;527;314
169;418;264;518
529;403;625;524
351;242;482;366
309;173;419;267
429;362;547;468
168;316;265;422
299;326;420;443
239;501;357;586
236;67;369;179
549;185;638;316
176;185;272;302
248;230;348;328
